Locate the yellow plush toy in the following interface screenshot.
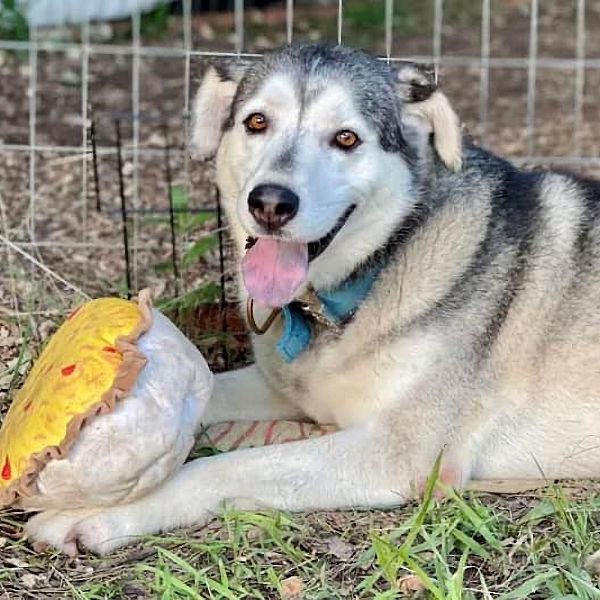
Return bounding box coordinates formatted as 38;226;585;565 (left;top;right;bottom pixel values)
0;291;213;510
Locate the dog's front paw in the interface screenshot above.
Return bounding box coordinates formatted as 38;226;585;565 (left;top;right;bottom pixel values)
25;509;99;556
64;510;134;555
25;506;137;556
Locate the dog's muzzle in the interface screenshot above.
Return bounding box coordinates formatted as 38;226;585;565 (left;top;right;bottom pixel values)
245;204;356;262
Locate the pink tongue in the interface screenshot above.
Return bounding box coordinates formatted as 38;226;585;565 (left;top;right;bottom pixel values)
242;238;308;307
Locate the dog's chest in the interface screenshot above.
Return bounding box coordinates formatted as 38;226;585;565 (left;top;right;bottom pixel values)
277;327;443;428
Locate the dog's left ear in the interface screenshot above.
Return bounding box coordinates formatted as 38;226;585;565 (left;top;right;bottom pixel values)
190;63;249;159
395;63;462;172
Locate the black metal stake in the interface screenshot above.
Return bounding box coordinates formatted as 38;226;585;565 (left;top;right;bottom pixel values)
114;119;132;299
162;121;180;297
89;116;102;212
216;187;229;370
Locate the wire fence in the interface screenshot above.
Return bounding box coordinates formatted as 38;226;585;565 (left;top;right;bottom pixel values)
0;0;598;322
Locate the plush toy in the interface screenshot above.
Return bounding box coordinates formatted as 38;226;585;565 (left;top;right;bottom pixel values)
0;292;337;513
0;291;213;510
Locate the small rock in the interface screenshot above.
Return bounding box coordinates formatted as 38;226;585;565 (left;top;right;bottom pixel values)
586;548;600;576
89;23;113;42
60;70;81;85
123;581;147;598
122;161;134;177
198;22;215;41
255;35;275;50
248;9;264;25
326;535;354;561
281;575;304;599
20;573;43;589
398;574;426;593
146;132;166;148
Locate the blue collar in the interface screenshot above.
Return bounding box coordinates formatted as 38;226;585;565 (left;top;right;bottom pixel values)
277;265;381;362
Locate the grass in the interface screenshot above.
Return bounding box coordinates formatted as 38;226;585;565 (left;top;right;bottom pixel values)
1;324;600;598
2;480;600;598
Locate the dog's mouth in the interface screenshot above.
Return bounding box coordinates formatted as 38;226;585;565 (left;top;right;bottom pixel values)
242;204;356;308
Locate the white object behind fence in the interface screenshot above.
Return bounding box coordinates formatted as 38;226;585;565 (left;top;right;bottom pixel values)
19;0;164;27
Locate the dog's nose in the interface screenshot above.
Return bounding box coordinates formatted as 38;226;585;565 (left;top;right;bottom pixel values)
248;184;299;230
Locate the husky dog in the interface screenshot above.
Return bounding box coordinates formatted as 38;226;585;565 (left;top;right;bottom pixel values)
27;43;600;555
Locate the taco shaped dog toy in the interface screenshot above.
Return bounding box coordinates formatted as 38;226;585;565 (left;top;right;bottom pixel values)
0;290;213;510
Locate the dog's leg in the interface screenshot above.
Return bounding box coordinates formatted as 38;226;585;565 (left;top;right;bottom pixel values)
201;365;305;424
26;414;453;555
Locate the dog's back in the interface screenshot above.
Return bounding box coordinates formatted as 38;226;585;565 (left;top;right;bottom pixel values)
393;144;600;479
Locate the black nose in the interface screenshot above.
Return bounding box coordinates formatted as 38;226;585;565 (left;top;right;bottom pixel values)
248;184;299;231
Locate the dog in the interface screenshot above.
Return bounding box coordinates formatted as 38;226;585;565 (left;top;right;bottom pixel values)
26;42;600;555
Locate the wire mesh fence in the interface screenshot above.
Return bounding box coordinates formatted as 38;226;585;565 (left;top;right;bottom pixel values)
0;0;599;327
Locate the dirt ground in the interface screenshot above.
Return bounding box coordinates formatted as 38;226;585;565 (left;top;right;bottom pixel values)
2;0;600;598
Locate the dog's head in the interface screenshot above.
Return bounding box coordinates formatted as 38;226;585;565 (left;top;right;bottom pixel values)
191;44;462;307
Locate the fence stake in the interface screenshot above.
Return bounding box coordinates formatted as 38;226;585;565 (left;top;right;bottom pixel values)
114;119;132;299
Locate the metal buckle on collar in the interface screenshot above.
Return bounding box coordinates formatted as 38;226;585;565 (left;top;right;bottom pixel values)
296;303;343;335
245;287;343;337
295;287;344;335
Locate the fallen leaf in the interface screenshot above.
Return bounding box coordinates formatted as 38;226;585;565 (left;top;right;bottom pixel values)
5;557;30;568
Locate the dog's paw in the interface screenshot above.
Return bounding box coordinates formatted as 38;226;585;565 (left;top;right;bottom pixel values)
25;507;136;556
64;510;134;555
25;509;98;556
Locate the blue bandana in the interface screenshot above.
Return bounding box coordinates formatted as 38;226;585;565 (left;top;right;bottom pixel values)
276;266;381;362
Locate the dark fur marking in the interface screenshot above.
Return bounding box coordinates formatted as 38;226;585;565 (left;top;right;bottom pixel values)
420;147;542;352
273;143;296;171
574;175;600;263
334;200;430;293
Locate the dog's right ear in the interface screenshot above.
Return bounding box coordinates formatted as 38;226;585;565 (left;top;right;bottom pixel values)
190;64;246;159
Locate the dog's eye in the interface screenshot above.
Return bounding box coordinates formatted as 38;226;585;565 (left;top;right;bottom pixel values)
244;112;268;133
333;130;360;151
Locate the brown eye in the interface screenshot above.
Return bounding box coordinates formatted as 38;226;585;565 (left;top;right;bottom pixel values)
333;130;360;150
244;112;268;133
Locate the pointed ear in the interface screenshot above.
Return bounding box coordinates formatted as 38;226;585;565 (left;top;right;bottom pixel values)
190;64;247;159
396;62;462;172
